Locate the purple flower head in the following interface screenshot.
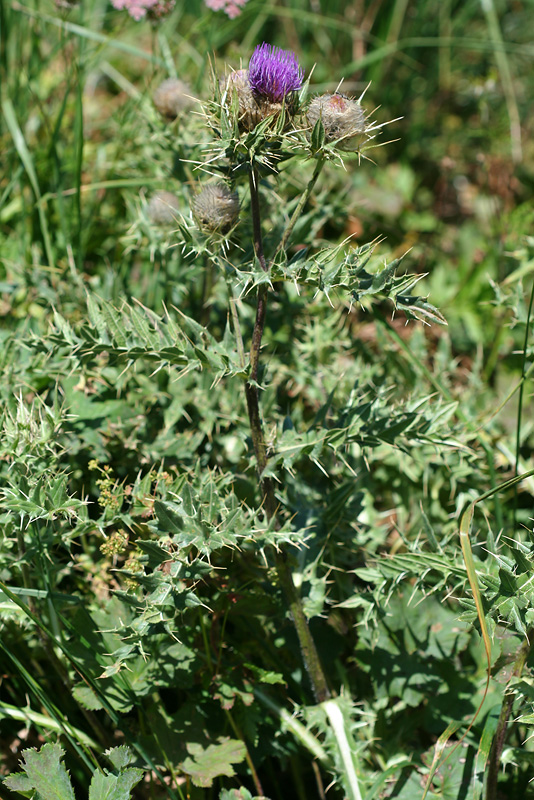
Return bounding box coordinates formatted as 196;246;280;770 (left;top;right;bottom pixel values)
248;43;303;103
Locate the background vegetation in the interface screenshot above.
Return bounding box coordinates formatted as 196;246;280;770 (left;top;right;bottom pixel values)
1;0;534;798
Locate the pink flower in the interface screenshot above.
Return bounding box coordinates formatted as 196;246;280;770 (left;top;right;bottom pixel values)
111;0;175;21
204;0;248;18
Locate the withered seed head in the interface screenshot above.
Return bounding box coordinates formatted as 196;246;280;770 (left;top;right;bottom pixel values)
153;78;194;120
307;93;368;151
193;184;240;232
147;191;181;225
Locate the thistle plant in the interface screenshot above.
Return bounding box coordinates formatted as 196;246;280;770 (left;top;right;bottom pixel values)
191;43;441;714
2;3;533;796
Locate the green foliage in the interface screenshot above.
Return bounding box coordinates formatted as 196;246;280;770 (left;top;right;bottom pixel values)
4;745;142;800
1;0;534;799
182;739;247;788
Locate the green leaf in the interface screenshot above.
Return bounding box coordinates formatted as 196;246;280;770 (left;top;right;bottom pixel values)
219;789;258;800
88;767;143;800
4;744;76;800
105;747;135;772
310;118;326;153
181;738;246;788
3;773;33;794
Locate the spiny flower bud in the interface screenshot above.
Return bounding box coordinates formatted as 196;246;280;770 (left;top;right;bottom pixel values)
307;93;368;151
147;191;180;225
153;78;194;119
193;184;239;232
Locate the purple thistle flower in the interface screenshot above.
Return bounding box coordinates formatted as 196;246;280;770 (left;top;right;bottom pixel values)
248;43;303;103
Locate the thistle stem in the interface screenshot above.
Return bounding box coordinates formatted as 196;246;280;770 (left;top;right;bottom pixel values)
244;163;330;703
486;629;534;800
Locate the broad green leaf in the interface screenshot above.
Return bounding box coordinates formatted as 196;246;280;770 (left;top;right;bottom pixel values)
88;767;143;800
3;773;33;794
4;744;75;800
181;738;246;788
219;789;259;800
105;747;135;772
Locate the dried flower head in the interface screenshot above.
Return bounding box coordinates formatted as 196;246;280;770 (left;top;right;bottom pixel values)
307;93;368;151
193;184;239;232
111;0;175;21
205;0;248;18
248;43;303;103
147;191;181;225
153;78;194;119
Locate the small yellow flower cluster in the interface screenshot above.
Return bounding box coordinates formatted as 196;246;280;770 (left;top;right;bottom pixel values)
100;530;129;557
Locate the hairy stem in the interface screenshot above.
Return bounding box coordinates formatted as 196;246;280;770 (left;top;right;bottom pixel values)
244;163;330;702
486;628;534;800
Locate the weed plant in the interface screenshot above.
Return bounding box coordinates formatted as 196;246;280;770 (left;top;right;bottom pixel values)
1;1;534;799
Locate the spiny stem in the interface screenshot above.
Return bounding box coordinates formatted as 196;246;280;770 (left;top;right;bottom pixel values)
274;551;331;703
486;629;534;800
245;162;330;703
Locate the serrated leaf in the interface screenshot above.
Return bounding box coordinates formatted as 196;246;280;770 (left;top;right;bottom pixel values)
3;773;33;793
219;789;256;800
88;768;143;800
181;738;246;788
105;747;135;772
4;744;75;800
72;684;104;711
